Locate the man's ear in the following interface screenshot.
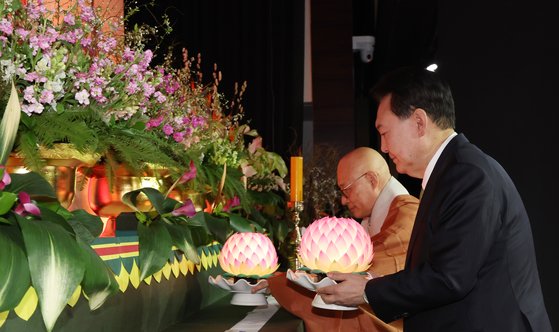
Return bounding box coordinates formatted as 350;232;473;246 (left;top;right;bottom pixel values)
365;171;378;188
413;108;428;136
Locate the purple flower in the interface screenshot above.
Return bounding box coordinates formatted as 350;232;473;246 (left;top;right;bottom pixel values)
15;28;30;39
178;160;197;184
163;124;174;135
173;131;185;143
171;199;196;217
24;72;40;82
154;91;166;103
123;47;135;62
14;192;41;217
223;196;241;212
80;37;91;47
0;166;11;190
39;89;54;104
63;13;75;25
146;116;164;129
0;19;14;35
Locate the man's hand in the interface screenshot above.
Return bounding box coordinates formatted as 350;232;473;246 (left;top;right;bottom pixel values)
316;272;370;306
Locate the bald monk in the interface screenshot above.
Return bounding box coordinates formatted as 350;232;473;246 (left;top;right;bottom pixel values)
256;147;419;331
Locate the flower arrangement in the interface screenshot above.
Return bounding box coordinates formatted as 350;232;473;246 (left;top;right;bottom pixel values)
0;69;118;332
0;167;119;332
1;2;293;322
1;0;185;175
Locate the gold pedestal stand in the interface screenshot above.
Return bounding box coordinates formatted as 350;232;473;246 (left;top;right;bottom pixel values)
288;201;304;270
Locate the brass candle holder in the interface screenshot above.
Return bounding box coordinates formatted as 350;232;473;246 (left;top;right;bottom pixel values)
288;200;304;270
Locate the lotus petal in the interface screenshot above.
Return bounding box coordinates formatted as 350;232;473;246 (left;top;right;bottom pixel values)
218;232;279;277
299;217;373;273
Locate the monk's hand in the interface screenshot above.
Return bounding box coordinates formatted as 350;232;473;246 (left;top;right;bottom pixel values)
316;272;369;306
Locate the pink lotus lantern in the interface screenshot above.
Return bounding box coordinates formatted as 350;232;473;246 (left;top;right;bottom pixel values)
209;232;279;305
299;216;373;273
287;217;374;310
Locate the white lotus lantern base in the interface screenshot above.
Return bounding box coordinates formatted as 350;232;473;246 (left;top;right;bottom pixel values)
208;275;269;306
286;269;358;311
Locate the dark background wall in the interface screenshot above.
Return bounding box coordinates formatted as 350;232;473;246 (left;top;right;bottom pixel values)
435;1;559;328
126;0;304;158
352;0;559;328
128;0;558;328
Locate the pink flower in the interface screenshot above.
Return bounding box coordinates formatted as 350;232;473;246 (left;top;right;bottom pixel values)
171;199;196;217
163;124;174;135
14;192;41;217
0;19;14;35
223;196;240;212
146;116;163;129
240;161;257;177
0;166;11;190
248;137;262;154
173;131;185;143
63;13;75;25
178;160;197;184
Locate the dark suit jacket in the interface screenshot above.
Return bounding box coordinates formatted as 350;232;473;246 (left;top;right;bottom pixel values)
365;134;551;332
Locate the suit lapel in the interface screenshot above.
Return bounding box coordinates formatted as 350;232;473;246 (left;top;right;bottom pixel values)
404;134;468;266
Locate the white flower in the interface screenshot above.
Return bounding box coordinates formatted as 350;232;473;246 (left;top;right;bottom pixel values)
35;56;51;73
0;59;16;81
75;89;90;105
45;79;64;93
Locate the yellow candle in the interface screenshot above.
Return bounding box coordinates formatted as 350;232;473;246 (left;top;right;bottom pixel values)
290;156;303;202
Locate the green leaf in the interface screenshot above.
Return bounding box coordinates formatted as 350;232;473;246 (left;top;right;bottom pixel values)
189;225;211;247
202;212;231;244
17;215;86;332
266;151;288;178
67;209;104;243
37;205;75;234
0;226;31;311
5;172;56;199
78;240;118;310
228;213;261;233
275;219;290;244
0;191;17;215
137;220;173;280
164;221;200;264
0;81;21;165
121;189;144;213
122;187;167;214
247;207;269;227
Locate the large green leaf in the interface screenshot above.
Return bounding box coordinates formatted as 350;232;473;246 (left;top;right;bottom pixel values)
122;187;167;215
228;213;261;233
0;226;31;311
78;240;118;310
5;172;56;199
0;80;21;165
163;221;200;264
17;215;86;332
200;212;231;244
188;225;211;248
247;207;269;228
68;209;104;243
137;220;173;280
0;191;17;215
37;205;74;234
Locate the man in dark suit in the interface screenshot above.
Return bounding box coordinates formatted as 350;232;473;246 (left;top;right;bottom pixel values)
317;66;552;331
